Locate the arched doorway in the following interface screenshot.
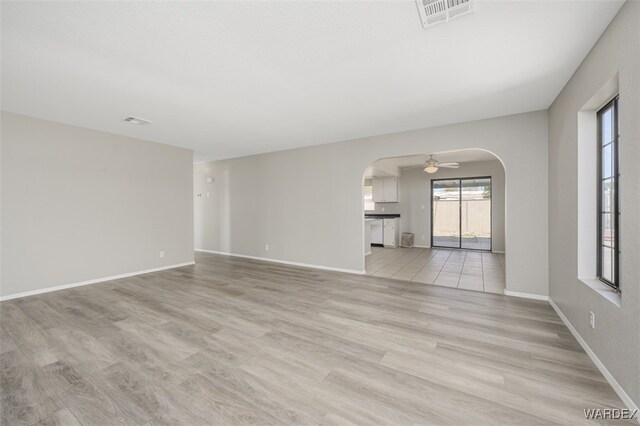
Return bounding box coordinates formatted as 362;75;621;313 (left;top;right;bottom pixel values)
362;149;506;294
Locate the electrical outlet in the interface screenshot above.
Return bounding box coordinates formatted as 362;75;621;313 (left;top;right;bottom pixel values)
420;204;425;210
159;251;165;258
589;311;595;328
265;244;269;251
381;207;385;212
421;235;425;240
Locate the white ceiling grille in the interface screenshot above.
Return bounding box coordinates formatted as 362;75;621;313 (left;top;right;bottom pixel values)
416;0;475;28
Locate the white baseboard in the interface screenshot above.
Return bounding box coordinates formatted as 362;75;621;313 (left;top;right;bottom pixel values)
365;250;372;256
195;249;366;275
412;245;431;249
503;289;549;301
549;298;639;417
0;261;195;302
492;250;505;254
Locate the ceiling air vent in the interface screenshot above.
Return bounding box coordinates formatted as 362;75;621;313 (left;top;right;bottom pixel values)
123;116;153;125
416;0;475;28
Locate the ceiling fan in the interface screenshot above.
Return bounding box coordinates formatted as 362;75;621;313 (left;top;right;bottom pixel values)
424;155;460;174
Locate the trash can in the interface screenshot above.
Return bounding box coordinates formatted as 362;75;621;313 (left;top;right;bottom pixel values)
400;233;415;248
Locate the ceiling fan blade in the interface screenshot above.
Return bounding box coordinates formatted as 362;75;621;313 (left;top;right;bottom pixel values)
438;164;459;168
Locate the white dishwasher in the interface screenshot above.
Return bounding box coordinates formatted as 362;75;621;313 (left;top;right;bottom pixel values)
370;219;384;245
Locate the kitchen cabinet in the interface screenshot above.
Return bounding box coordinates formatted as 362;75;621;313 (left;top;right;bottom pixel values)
383;218;400;248
372;177;398;203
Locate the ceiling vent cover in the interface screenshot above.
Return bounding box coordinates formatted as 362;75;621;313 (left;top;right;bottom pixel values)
123;116;153;125
416;0;475;28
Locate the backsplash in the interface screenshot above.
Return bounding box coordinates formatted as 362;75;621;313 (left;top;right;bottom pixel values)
365;202;401;215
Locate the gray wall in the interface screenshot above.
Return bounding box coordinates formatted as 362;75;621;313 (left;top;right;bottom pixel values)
1;112;195;299
397;160;505;251
195;110;548;296
548;1;639;406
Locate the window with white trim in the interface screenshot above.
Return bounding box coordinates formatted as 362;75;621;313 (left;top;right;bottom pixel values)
597;97;620;291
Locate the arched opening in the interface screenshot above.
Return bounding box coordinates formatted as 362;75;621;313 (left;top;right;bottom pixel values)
361;149;506;294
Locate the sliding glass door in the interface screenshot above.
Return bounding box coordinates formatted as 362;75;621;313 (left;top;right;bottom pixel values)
431;177;491;250
460;177;492;250
431;179;461;248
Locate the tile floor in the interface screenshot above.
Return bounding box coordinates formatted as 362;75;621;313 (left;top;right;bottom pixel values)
432;236;491;251
365;246;506;294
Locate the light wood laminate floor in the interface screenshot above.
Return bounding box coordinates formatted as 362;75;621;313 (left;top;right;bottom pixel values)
366;247;506;294
1;252;631;425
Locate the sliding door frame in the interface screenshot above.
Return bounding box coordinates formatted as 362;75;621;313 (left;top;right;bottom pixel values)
430;176;492;251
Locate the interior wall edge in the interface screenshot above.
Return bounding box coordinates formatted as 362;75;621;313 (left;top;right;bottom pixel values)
194;249;366;276
503;290;549;301
0;261;195;302
549;298;640;415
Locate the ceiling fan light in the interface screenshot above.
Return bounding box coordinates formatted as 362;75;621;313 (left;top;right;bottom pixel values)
424;165;438;174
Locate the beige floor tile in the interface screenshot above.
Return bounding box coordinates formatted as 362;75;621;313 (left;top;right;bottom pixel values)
459;274;483;285
411;274;438;284
420;266;444;274
367;247;507;296
484;285;505;295
458;280;484;291
434;272;460;286
393;275;417;282
398;266;422;274
482;265;503;272
484;270;505;278
433;280;458;288
443;266;464;272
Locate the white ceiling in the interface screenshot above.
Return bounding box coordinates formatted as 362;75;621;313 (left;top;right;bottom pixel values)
1;1;623;162
380;150;498;169
365;149;497;177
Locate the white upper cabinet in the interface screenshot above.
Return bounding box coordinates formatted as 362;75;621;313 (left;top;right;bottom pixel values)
372;177;398;203
383;177;398;202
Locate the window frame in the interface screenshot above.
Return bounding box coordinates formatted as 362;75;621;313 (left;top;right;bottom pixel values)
363;184;375;212
430;176;492;252
596;96;620;291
